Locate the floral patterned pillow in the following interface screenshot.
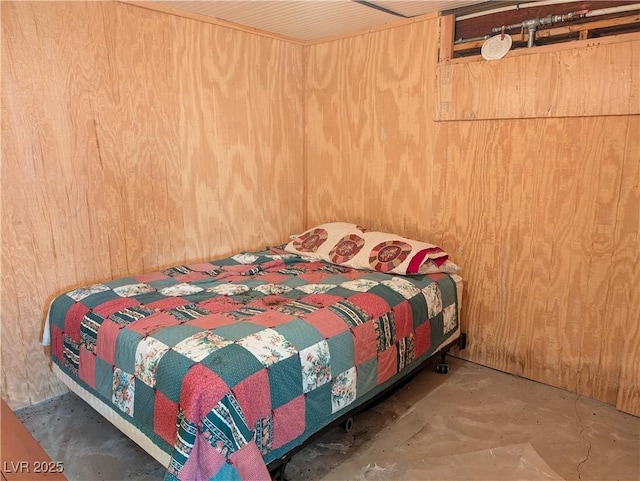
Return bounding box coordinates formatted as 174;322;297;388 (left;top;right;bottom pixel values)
285;222;459;275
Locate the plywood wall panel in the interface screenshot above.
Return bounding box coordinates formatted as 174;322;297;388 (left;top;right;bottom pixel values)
306;22;450;244
306;19;639;414
615;115;640;416
2;2;112;406
172;15;221;262
1;1;303;409
436;34;640;120
101;3;185;275
207;29;304;252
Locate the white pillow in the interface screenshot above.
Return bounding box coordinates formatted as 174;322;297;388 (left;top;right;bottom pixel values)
285;223;459;275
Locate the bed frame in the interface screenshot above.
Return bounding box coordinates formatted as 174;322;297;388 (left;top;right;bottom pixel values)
47;258;464;479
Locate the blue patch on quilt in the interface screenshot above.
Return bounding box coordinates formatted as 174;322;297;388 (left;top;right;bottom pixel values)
268;354;303;409
368;284;406;307
80;290;120;309
48;295;75;330
114;329;144;373
408;293;428;328
94;356;114;399
273;319;323;351
356;357;378;397
134;378;156;427
155;350;195;403
304;382;332;435
327;330;355;375
150;324;202;347
213;322;263;341
201;344;263;389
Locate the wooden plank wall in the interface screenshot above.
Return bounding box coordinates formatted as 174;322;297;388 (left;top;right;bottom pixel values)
305;20;639;414
1;1;304;409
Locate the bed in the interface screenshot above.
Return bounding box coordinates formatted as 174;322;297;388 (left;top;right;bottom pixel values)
44;223;463;480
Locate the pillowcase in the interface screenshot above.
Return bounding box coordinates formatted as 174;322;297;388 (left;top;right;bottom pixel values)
284;222;459;275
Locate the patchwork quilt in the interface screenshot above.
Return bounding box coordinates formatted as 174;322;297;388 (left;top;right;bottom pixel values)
47;248;459;480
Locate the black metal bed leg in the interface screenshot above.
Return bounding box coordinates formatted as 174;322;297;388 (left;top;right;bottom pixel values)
436;350;449;374
273;458;289;481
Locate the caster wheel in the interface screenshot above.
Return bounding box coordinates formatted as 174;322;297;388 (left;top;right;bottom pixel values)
343;417;354;433
436;363;449;374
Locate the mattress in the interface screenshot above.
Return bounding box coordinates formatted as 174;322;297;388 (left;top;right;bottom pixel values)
45;247;462;480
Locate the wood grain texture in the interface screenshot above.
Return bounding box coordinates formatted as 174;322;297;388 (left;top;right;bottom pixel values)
436;33;640;120
1;1;303;409
615;115;640;416
306;20;639;414
2;0;637;417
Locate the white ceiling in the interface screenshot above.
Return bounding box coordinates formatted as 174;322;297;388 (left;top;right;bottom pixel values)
147;0;486;41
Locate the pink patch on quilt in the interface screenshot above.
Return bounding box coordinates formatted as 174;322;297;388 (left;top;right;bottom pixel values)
187;313;237;330
95;318;122;365
197;297;242;313
179;432;227;481
174;271;210;282
249;311;297;328
348;292;391;319
297;271;331;284
64;302;89;343
351;323;377;365
78;347;96;388
180;364;229;424
125;312;180;336
231;368;270;427
145;297;189;311
272;394;306;449
302;261;328;270
377;344;398;384
92;297;140;318
256;272;289;284
392;300;413;339
134;271;169;283
229;442;270;480
414;322;431;358
304;309;350;338
52;325;65;362
301;293;343;308
154;391;179;445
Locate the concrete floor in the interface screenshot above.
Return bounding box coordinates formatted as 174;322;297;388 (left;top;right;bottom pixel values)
16;358;639;481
